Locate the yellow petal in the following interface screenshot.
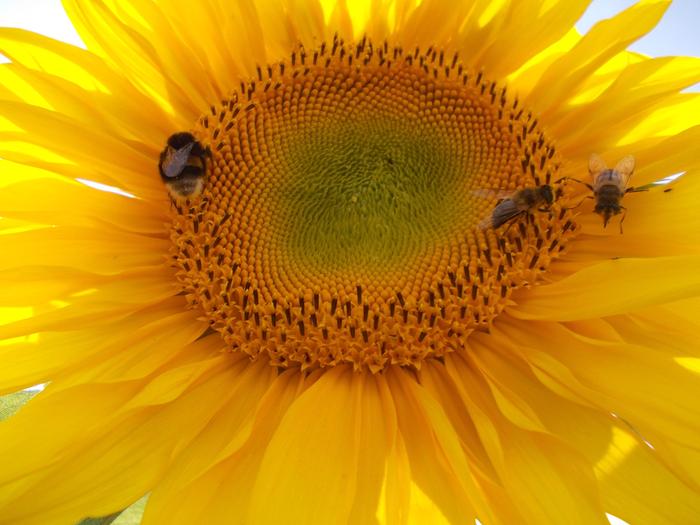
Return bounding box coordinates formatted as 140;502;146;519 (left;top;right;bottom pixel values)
376;376;411;525
0;173;166;236
0;177;167;237
417;362;525;524
61;0;207;120
554;57;700;154
0;226;168;274
622;93;700;142
530;0;670;120
143;367;300;525
0;28;108;92
0;358;244;525
597;425;700;525
248;367;388;524
445;354;608;524
56;311;211;388
0;300;201;394
463;336;700;525
477;0;591;79
0;65;168;149
495;317;700;487
386;367;494;524
398;0;474;52
103;0;225;107
0;100;159;197
467;338;549;434
0;27;177;142
508;255;700;321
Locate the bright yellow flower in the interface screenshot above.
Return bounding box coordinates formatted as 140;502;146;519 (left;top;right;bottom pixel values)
1;0;699;524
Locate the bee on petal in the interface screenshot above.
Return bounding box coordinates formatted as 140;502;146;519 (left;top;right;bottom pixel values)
578;153;665;233
587;153;638;229
158;132;210;200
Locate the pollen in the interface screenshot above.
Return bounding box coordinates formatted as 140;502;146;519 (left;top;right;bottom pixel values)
168;36;579;372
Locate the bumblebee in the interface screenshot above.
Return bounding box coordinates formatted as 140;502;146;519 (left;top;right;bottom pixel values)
479;185;554;229
158;132;210;200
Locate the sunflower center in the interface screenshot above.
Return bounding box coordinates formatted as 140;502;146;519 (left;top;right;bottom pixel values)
284;117;460;273
168;37;579;372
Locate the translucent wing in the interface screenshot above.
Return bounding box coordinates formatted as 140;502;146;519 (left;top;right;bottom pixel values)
613;155;635;186
588;153;607;181
479;198;521;229
163;142;195;178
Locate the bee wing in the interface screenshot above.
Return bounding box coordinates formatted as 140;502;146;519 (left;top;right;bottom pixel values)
479;199;521;229
163;142;195;178
478;215;494;230
588;153;608;182
613;155;635;186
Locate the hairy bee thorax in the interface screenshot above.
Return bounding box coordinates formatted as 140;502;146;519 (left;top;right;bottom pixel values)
595;169;624;189
165;36;581;372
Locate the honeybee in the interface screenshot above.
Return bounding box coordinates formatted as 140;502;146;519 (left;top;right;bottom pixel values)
158;132;210;200
479;185;554;229
586;154;637;230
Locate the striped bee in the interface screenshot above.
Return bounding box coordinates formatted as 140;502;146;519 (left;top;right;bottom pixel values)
158;132;210;200
478;185;554;229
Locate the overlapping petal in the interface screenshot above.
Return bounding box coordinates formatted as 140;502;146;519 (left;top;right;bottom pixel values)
0;0;698;524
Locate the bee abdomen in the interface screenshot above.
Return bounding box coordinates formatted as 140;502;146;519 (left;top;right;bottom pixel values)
169;176;204;198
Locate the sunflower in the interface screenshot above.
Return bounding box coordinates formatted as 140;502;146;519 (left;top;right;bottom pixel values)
1;0;699;523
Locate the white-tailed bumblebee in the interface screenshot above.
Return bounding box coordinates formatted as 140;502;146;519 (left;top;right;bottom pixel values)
158;132;210;200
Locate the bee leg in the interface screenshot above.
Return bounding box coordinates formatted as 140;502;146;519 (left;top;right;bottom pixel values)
168;195;179;213
563;195;593;211
524;212;533;244
541;206;555;221
618;206;627;234
556;177;594;192
502;218;518;236
501;211;526;236
626;186;650;194
201;195;212;213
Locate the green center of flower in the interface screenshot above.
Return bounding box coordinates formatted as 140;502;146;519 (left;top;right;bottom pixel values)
167;37;579;372
282;118;463;273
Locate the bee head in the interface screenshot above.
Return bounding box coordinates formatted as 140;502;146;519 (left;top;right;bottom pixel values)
167;132;196;149
167;132;209;158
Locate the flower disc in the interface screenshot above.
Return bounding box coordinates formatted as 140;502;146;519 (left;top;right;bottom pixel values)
169;38;579;371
